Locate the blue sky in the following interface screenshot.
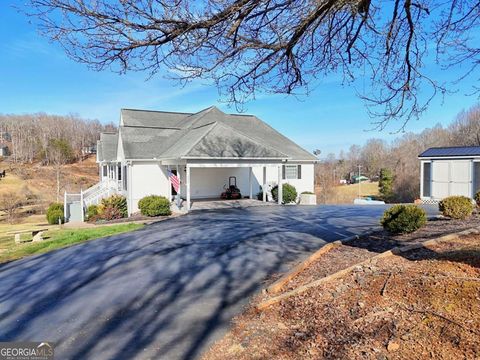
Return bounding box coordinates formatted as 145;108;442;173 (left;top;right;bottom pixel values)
0;2;478;156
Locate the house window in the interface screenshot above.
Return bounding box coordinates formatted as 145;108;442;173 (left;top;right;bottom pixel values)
103;165;107;177
117;165;122;181
283;165;301;180
423;162;431;197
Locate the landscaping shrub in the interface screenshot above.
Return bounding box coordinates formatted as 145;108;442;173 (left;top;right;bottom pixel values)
100;194;128;218
271;183;297;204
380;205;427;234
86;204;99;221
100;205;124;221
138;195;171;216
46;202;65;224
439;196;474;220
474;191;480;207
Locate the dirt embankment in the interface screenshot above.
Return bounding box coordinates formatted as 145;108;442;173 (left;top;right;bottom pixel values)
204;230;480;360
0;156;99;211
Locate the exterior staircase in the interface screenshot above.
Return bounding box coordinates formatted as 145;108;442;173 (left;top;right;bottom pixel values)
64;179;119;222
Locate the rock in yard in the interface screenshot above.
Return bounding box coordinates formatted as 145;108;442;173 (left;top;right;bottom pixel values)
387;341;400;352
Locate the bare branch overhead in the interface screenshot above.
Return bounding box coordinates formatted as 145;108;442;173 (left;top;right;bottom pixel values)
27;0;480;128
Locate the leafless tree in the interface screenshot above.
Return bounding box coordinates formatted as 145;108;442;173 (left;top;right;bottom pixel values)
0;113;114;164
26;1;480;128
334;102;480;202
0;192;25;223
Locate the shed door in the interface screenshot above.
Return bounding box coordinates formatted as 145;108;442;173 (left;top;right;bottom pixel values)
450;160;471;197
432;161;450;199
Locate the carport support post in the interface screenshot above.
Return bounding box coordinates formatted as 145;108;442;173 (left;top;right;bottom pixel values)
186;165;191;211
262;167;267;202
64;191;67;223
249;167;253;199
277;165;283;204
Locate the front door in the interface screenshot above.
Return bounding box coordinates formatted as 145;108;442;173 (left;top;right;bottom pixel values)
450;160;471;197
432;161;449;199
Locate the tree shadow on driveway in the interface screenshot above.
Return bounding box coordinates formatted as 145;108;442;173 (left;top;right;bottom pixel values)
0;205;388;359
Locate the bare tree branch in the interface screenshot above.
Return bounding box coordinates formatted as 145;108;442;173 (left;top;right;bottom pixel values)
25;0;480;128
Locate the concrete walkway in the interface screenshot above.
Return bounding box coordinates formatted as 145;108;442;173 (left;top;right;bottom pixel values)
0;205;435;359
190;198;276;211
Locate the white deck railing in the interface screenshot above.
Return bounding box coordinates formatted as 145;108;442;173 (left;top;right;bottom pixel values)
83;179;119;207
64;179;120;222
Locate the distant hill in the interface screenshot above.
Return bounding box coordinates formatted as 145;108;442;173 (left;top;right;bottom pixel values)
0;155;99;220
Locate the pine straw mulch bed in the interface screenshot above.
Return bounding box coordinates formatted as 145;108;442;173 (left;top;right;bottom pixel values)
202;233;480;360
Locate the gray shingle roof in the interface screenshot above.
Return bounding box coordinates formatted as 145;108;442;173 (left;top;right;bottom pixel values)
419;146;480;158
98;106;317;161
186;122;288;158
97;133;118;162
121;109;191;128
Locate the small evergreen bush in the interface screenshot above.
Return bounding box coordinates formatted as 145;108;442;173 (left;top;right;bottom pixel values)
381;205;427;234
379;168;394;202
46;202;65;224
138;195;171;216
439;196;474;220
86;204;99;221
271;183;297;204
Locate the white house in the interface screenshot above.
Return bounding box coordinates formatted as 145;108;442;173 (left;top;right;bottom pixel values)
65;106;317;221
419;146;480;201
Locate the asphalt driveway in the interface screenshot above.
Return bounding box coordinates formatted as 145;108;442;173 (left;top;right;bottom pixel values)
0;205;422;359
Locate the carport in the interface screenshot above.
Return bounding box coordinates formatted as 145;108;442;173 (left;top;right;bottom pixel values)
163;159;286;210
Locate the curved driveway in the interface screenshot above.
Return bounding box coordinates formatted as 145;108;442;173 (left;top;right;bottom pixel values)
0;205;400;359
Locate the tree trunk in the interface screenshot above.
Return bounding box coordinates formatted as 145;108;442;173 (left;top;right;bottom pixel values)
56;165;60;202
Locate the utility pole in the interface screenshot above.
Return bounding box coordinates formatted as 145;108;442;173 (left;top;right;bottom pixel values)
357;164;362;199
333;168;337;204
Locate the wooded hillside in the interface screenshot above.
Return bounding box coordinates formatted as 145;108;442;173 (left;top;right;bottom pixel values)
317;104;480;203
0;113;115;163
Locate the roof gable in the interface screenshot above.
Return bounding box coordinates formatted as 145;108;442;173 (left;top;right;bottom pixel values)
185;122;287;158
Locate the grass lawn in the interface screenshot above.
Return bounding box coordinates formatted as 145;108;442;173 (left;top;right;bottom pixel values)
0;223;144;264
317;181;380;204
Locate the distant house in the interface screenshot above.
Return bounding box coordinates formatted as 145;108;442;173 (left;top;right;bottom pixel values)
419;146;480;201
65;106;317;221
0;145;9;157
0;131;11;142
351;175;369;183
82;145;97;155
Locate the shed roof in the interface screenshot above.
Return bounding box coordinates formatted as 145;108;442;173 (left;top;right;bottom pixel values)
419;146;480;158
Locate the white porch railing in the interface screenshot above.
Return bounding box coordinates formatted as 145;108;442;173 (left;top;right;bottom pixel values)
83;179;119;207
64;179;120;222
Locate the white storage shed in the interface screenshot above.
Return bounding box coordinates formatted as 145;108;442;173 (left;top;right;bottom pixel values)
419;146;480;201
